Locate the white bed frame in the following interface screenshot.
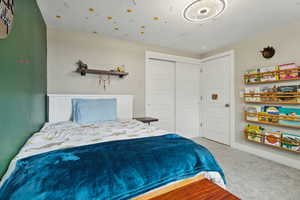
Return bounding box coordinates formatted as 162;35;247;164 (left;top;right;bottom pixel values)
47;94;133;123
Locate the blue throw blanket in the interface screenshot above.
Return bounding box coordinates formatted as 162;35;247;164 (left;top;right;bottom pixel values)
0;134;225;200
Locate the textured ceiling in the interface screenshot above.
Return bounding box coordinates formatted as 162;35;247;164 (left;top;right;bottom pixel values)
37;0;300;54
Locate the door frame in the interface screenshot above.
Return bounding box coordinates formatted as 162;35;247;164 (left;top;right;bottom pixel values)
200;50;235;147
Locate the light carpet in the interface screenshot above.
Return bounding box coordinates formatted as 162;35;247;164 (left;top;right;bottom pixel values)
194;138;300;200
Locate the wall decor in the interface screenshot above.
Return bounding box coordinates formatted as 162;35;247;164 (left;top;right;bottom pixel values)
260;46;275;59
0;0;14;39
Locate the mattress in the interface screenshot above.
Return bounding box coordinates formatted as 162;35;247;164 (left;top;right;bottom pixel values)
0;120;225;194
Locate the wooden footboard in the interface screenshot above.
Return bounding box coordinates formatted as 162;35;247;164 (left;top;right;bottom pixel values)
132;174;205;200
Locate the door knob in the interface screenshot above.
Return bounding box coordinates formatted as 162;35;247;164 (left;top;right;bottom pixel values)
225;104;230;108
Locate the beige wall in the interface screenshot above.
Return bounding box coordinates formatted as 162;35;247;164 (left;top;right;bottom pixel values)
47;28;200;117
201;23;300;161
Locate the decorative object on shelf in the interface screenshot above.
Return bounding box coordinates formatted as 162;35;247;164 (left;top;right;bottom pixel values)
260;46;275;59
77;60;88;76
116;65;125;72
0;0;14;39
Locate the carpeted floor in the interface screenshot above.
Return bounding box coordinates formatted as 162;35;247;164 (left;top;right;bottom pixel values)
194;138;300;200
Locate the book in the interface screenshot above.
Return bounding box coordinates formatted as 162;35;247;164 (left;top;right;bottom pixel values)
261;85;277;102
245;87;260;102
278;63;298;80
246;69;260;83
262;106;281;123
278;107;300;126
281;133;300;152
260;66;278;82
264;129;281;147
277;85;299;103
245;106;262;121
245;124;264;143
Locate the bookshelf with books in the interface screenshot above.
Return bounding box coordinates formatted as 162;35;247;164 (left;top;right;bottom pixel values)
243;62;300;153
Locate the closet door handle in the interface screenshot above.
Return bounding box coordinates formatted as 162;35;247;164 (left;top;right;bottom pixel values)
225;104;230;108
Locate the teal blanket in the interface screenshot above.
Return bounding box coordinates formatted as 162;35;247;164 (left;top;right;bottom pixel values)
0;134;225;200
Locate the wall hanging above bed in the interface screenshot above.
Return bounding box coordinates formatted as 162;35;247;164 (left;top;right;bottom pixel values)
0;0;14;39
76;60;129;90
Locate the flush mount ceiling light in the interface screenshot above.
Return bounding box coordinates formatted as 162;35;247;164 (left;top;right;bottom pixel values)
183;0;227;23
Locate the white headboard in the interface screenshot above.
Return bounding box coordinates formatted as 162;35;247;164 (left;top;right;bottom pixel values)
47;94;133;123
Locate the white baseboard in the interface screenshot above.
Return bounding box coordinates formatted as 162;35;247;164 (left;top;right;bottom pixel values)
232;142;300;170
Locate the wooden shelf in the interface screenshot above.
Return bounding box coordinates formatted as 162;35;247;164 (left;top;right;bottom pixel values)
245;136;300;154
76;68;128;78
244;66;300;85
245;77;300;85
244;92;300;105
245;101;300;105
243;65;300;154
245;119;300;129
244;131;300;154
244;111;300;129
76;60;128;78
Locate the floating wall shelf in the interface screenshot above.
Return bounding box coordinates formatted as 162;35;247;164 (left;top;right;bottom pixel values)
244;130;300;154
76;68;128;78
76;60;128;78
244;67;300;85
244;111;300;129
244;92;300;105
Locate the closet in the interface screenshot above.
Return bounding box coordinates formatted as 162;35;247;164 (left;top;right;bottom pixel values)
145;53;201;138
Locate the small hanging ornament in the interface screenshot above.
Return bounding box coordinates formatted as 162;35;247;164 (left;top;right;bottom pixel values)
98;75;111;91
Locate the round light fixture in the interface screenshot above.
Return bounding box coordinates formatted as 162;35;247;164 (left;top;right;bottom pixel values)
183;0;227;23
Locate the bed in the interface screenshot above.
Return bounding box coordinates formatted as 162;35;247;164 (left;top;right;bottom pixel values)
0;94;226;200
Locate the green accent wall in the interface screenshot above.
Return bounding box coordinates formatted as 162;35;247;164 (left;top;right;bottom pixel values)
0;0;47;178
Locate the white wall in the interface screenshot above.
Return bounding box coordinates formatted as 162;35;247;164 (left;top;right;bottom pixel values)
47;28;200;117
201;23;300;168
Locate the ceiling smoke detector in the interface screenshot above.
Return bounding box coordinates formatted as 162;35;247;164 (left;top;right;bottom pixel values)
183;0;227;23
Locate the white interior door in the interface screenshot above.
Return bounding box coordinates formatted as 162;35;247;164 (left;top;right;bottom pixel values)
200;55;231;145
176;62;200;138
146;59;175;131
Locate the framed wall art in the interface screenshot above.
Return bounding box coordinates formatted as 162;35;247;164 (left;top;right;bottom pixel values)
0;0;14;39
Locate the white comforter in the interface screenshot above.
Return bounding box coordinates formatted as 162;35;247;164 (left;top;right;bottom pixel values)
0;120;225;188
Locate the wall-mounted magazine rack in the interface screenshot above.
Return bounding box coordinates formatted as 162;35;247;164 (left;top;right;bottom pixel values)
244;67;300;85
244;92;300;104
244;111;300;129
244;130;300;154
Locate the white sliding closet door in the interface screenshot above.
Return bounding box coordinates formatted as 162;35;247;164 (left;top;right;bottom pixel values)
176;63;200;138
146;59;175;131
